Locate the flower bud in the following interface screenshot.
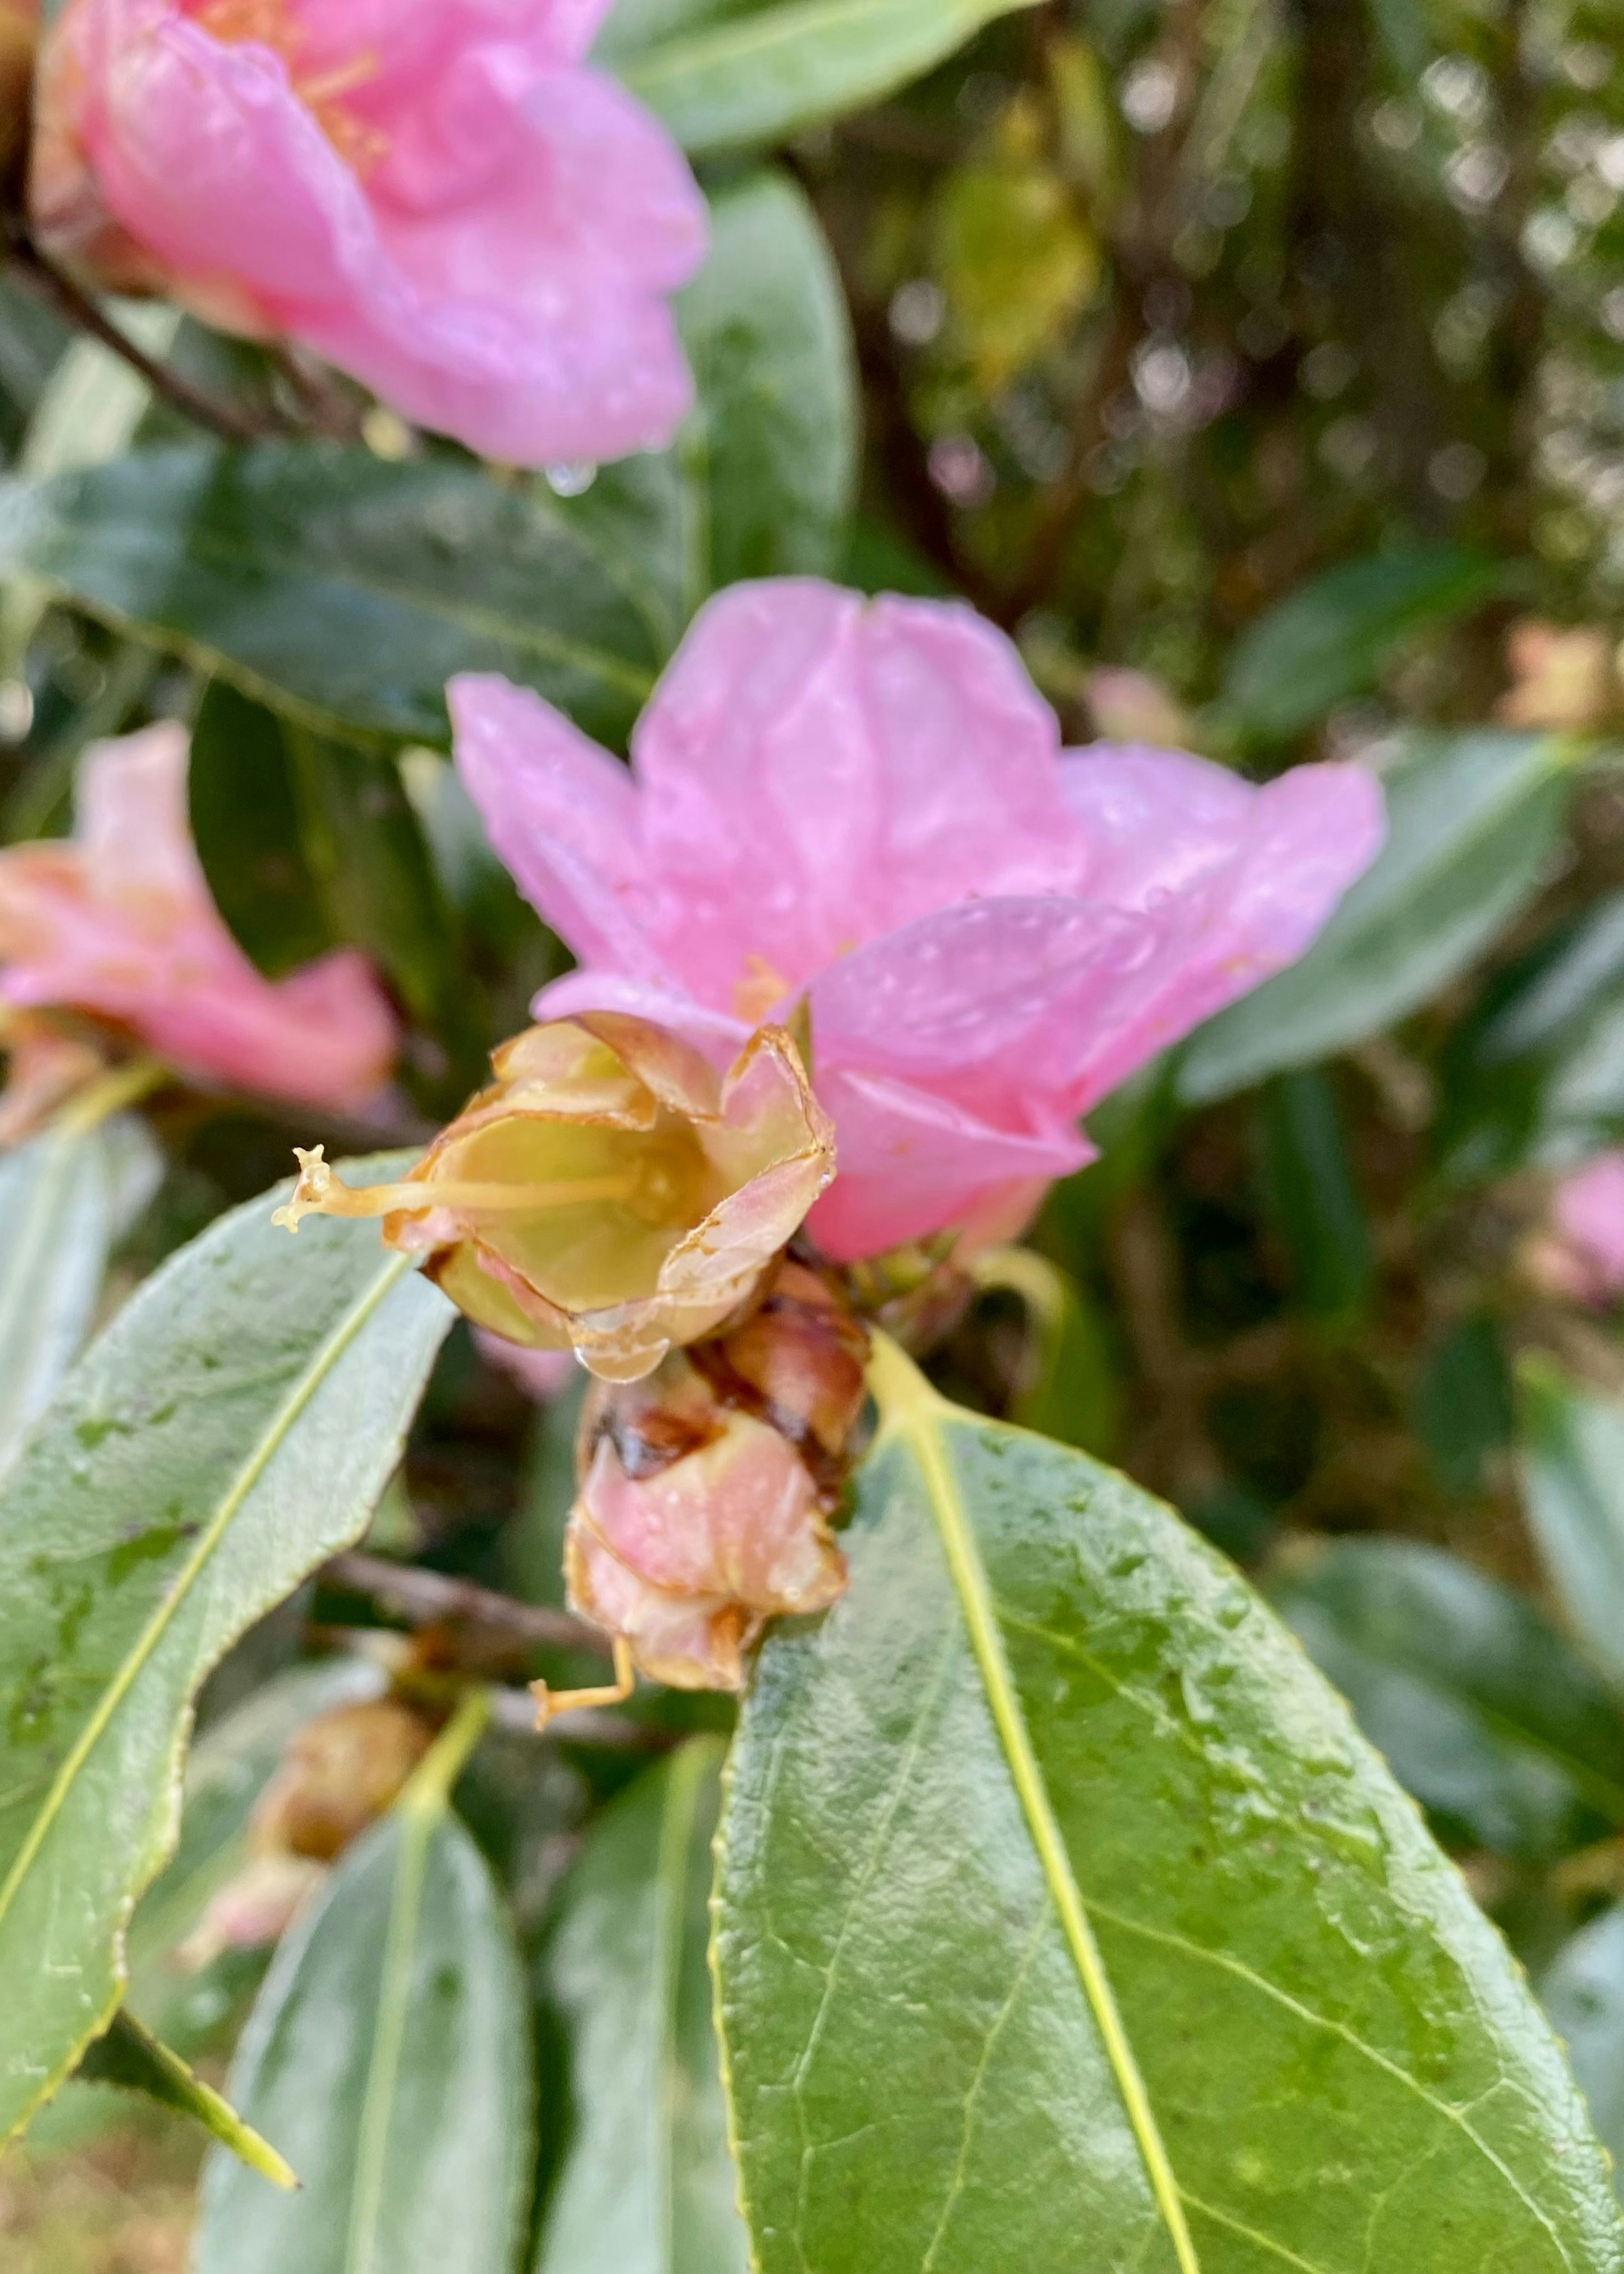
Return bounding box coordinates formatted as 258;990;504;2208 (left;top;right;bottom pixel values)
277;1014;836;1384
563;1263;868;1691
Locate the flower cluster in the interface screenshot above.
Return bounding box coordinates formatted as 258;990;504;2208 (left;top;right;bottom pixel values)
31;0;707;462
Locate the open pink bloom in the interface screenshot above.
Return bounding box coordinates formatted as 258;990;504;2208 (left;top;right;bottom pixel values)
0;721;396;1112
1543;1153;1624;1305
450;581;1386;1261
33;0;707;464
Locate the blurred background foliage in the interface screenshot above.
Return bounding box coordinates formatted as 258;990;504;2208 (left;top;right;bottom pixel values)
16;0;1624;2256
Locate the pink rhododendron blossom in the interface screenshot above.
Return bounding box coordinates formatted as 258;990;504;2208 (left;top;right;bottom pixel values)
0;721;396;1111
33;0;707;464
1542;1153;1624;1305
450;580;1387;1261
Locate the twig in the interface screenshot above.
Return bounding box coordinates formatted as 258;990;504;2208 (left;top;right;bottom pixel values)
5;226;276;445
321;1549;613;1662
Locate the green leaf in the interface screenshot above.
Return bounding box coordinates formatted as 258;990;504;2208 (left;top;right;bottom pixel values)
194;1695;532;2274
562;169;858;644
125;1658;389;2045
715;1342;1622;2272
189;680;334;978
0;1157;453;2142
0;442;660;749
1254;1068;1374;1322
1273;1538;1624;1860
1179;732;1576;1104
970;1247;1119;1456
1412;1315;1514;1494
77;2006;295;2188
601;0;1043;155
0;1097;162;1479
1542;1908;1624;2190
535;1738;749;2274
1517;1358;1624;1696
1219;548;1508;743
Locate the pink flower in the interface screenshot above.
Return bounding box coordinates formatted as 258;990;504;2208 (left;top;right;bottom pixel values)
473;1329;575;1400
450;580;1386;1261
1542;1153;1624;1305
32;0;707;464
0;721;397;1111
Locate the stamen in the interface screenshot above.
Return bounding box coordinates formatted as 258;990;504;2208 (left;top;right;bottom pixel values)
272;1145;641;1233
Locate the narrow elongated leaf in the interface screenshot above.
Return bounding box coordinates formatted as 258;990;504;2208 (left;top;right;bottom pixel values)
195;1699;532;2274
0;1159;453;2140
1180;732;1575;1103
1517;1358;1624;1695
561;169;858;645
602;0;1043;155
1274;1538;1624;1859
536;1737;749;2274
716;1343;1622;2273
1220;547;1507;742
0;1104;161;1478
1542;1908;1624;2190
189;680;335;978
1254;1068;1374;1321
0;443;660;748
77;2007;294;2186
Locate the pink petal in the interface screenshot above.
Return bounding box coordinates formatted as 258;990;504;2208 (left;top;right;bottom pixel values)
1056;748;1388;1111
808;895;1159;1118
1553;1153;1624;1302
807;1065;1090;1263
449;674;664;976
533;969;751;1067
631;583;1089;1013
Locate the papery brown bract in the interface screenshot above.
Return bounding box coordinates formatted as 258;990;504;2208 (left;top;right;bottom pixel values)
277;1014;836;1384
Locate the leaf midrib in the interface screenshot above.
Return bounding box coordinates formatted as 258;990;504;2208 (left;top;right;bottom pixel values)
344;1807;435;2274
881;1398;1201;2274
0;1247;414;1959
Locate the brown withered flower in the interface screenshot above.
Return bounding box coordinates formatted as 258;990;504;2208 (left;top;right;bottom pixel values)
544;1262;869;1700
275;1013;835;1383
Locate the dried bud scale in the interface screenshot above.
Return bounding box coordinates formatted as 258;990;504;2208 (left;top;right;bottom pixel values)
557;1263;869;1695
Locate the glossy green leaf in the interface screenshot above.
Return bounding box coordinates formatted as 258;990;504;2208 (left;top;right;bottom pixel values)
1433;894;1624;1184
1220;547;1507;742
76;2006;294;2187
716;1342;1622;2273
1273;1538;1624;1859
0;442;660;748
1254;1068;1374;1321
0;1099;162;1479
535;1738;749;2274
195;1697;532;2274
1542;1908;1624;2190
562;169;858;646
1180;733;1575;1104
1517;1358;1624;1696
602;0;1042;155
189;680;334;978
0;1158;453;2141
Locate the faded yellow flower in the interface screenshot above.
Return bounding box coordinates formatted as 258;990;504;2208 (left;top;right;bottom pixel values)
276;1013;835;1383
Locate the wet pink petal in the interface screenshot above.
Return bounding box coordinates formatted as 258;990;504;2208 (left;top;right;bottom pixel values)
0;723;396;1112
36;0;706;463
452;581;1385;1260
